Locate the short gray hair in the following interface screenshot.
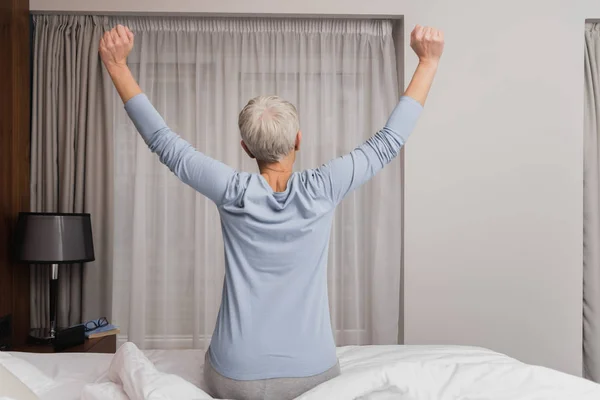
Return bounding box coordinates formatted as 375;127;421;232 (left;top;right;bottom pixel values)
238;95;300;163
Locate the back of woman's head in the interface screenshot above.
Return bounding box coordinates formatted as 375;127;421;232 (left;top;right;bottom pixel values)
238;96;299;163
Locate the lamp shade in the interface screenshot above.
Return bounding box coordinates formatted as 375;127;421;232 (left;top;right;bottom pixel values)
14;213;95;264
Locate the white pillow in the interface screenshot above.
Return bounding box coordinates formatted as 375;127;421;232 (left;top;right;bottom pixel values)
0;353;56;395
0;363;39;400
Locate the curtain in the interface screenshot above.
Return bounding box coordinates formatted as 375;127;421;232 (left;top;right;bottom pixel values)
584;22;600;382
111;16;402;349
30;15;114;328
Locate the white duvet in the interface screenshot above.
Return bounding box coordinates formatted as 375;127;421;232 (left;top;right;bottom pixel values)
299;345;600;400
4;343;600;400
81;342;212;400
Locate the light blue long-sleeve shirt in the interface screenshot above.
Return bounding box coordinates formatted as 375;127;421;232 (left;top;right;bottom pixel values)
124;93;423;380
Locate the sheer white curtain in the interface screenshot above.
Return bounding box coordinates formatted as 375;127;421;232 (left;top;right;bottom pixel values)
112;17;402;349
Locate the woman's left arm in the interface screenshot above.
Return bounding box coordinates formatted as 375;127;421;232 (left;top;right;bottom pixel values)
100;25;236;205
100;25;142;104
124;94;237;204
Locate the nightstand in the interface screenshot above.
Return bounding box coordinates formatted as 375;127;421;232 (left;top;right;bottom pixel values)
12;335;116;354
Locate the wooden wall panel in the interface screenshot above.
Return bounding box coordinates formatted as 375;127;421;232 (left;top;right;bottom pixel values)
0;0;31;346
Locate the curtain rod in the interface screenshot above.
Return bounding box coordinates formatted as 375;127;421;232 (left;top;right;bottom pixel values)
29;10;403;20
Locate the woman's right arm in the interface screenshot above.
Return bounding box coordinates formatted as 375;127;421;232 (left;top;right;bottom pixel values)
404;25;444;107
319;25;444;204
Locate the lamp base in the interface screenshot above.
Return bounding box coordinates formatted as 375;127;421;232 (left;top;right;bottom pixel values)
27;328;66;345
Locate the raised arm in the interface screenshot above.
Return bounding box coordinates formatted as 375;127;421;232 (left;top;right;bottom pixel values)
99;25;236;205
404;26;444;107
320;25;444;204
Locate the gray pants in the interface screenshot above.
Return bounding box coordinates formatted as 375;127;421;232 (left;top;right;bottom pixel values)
203;352;340;400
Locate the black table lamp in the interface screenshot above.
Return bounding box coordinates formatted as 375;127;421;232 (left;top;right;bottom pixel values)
14;212;95;343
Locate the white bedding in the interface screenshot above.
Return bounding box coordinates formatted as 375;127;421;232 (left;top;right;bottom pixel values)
4;344;600;400
0;363;39;400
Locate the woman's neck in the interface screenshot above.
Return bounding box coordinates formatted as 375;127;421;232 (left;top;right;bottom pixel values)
258;155;294;192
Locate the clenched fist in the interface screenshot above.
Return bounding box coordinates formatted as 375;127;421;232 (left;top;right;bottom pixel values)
410;25;444;65
99;25;134;69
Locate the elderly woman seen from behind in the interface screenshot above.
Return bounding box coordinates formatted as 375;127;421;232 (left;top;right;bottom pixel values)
99;24;444;400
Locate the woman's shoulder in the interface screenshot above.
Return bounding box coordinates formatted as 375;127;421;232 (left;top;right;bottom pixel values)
223;170;330;198
296;168;331;199
220;171;253;203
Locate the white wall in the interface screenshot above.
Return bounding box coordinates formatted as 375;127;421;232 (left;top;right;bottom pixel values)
31;0;600;376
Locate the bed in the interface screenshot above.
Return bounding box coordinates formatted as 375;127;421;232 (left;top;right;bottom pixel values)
1;343;599;400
